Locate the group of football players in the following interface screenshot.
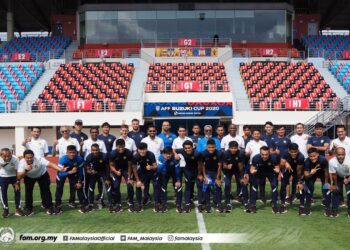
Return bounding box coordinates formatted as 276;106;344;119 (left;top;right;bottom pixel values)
1;118;350;218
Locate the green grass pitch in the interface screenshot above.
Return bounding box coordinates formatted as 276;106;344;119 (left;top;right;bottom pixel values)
1;182;349;250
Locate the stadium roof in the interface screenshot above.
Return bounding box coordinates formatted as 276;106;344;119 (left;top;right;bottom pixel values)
0;0;349;33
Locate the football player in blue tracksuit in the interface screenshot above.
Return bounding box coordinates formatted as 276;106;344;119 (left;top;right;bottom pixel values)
85;143;112;212
301;148;330;216
132;142;159;212
279;143;305;213
273;125;291;156
109;139;134;212
249;146;280;214
201;139;223;213
158;147;182;213
222;141;249;212
175;140;203;213
55;145;87;214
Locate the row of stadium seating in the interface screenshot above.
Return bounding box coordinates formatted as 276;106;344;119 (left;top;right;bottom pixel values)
0;36;72;61
240;61;338;110
145;62;229;92
302;35;350;59
329;62;350;93
32;63;134;112
0;64;44;112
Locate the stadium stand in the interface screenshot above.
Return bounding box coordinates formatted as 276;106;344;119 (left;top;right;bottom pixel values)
0;64;44;112
240;61;338;110
32;62;134;112
0;36;72;61
145;62;229;92
329;62;350;93
302;35;350;59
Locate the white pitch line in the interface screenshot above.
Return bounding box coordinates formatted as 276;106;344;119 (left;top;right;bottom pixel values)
195;204;211;250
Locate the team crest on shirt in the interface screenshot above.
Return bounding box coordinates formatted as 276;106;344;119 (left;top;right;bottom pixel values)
235;157;239;160
321;140;324;143
213;156;217;160
81;137;84;141
38;142;42;146
74;163;77;166
169;137;173;140
108;139;112;142
123;156;127;160
343;165;349;172
294;160;297;163
99;160;103;163
268;162;271;166
34;164;39;169
283;140;286;144
191;156;195;160
140;135;143;138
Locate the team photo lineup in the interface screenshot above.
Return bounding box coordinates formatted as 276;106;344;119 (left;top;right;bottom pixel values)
1;119;349;219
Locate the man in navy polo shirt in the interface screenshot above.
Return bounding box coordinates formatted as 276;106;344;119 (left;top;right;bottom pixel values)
222;141;249;212
307;122;330;156
279;143;305;213
301;148;330;216
158;121;177;148
132;143;159;212
109;139;134;212
128;118;146;147
274;125;291;156
248;146;280;214
260;121;278;203
175;140;203;213
201;139;223;213
98;122;116;154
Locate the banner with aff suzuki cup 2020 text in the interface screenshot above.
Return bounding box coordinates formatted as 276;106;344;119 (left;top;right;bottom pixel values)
144;102;233;117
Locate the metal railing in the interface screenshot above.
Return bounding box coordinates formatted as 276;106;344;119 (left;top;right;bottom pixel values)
232;48;305;59
0;51;65;62
0;99;143;113
72;48;140;60
141;38;232;48
235;98;340;112
144;81;230;93
308;48;350;60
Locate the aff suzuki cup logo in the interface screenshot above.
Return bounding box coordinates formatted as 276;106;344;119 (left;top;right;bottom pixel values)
0;227;15;244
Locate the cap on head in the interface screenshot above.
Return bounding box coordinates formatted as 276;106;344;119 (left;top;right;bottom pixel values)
75;119;83;125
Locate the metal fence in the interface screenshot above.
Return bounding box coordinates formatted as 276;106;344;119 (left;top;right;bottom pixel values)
0;51;65;62
0;98;342;113
234;98;340;112
71;48;141;60
308;49;350;60
141;38;232;48
0;99;134;113
232;48;305;59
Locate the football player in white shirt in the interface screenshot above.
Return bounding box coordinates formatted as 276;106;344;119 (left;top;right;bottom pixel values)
172;126;193;150
328;147;350;218
112;124;137;152
221;124;245;151
141;125;164;161
82;127;107;159
22;127;49;158
245;130;268;163
52;126;81;158
0;148;23;218
17;149;65;216
330;125;350;155
290;123;309;158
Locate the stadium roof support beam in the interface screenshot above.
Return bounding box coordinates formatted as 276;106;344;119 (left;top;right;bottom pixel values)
320;0;349;29
17;0;50;31
6;0;14;41
30;0;51;32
